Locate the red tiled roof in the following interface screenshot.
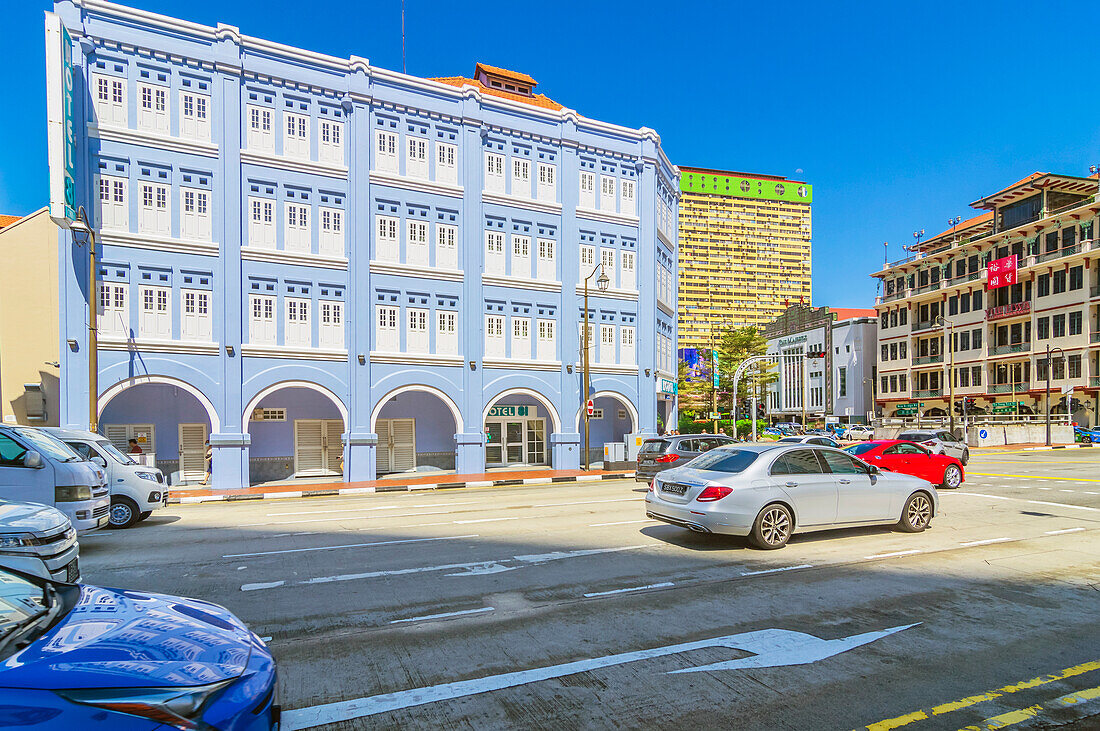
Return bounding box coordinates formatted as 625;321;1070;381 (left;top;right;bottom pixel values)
431;75;563;110
829;308;877;321
474;63;537;86
0;214;22;229
924;211;994;244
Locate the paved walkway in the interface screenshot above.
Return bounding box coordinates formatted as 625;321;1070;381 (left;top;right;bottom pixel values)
168;467;637;504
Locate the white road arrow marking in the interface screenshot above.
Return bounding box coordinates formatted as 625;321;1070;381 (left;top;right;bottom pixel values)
280;623;919;729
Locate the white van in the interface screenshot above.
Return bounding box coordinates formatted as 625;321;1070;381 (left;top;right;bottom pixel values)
0;499;80;582
44;428;167;528
0;426;109;533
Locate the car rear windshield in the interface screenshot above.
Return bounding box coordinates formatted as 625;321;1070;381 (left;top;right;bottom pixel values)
640;440;669;454
845;443;878;456
686;449;760;473
778;437;802;443
898;432;934;441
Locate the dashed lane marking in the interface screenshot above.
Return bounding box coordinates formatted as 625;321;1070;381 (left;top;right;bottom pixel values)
741;564;813;576
1046;527;1085;535
389;607;495;624
969;472;1100;482
960;684;1100;730
865;550;922;560
945;492;1100;512
583;582;674;598
223;534;479;559
959;537;1012;547
857;659;1100;730
588;519;658;527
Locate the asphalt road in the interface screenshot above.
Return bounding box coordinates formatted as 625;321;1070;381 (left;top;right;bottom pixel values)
78;447;1100;730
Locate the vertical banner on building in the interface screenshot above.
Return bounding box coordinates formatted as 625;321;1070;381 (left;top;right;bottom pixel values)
986;255;1017;289
712;349;719;388
45;12;76;225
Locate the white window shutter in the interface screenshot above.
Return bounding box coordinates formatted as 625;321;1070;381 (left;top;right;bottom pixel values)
436;224;458;270
406;221;429;267
510;235;531;279
485;231;505;275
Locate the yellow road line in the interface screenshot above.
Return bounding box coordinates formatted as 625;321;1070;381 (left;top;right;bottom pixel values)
959;684;1100;730
969;472;1100;482
859;660;1100;731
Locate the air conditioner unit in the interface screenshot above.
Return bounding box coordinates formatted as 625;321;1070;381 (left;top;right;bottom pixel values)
23;384;46;422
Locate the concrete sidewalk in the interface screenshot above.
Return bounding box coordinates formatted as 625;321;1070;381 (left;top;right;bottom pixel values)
168;467;638;504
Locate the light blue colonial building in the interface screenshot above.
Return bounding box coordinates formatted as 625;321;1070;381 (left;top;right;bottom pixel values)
52;0;680;489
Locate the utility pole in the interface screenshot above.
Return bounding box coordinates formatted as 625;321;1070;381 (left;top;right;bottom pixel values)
1044;344;1065;446
582;264;610;469
935;315;954;435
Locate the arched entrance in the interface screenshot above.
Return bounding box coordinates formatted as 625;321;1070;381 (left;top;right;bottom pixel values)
483;388;560;468
98;376;218;485
243;381;347;485
371;386;462;475
574;391;638;465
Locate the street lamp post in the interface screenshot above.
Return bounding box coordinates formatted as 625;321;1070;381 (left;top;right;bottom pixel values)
934;315;954;435
1043;344;1065;446
69;206;98;432
582;264;610;470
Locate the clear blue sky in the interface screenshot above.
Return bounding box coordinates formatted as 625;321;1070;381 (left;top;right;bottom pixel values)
4;0;1099;308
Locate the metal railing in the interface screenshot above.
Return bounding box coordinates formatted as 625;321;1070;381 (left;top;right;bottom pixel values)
912;354;944;365
912;320;937;332
989;342;1030;355
988;383;1030;393
913;388;942;398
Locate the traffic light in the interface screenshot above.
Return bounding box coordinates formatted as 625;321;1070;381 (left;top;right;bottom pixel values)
804;349;826;359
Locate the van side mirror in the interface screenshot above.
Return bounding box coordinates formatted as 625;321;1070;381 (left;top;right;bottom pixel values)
91;456;107;468
23;451;43;469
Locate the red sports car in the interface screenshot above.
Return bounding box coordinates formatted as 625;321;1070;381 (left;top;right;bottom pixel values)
845;440;964;489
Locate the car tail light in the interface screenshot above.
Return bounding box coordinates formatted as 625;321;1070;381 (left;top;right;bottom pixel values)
655;454;680;463
647;481;654;493
696;485;733;502
923;441;937;447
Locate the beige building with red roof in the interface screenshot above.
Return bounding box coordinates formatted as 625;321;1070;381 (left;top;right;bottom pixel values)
873;170;1100;427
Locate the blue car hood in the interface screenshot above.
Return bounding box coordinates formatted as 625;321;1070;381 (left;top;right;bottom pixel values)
0;585;254;690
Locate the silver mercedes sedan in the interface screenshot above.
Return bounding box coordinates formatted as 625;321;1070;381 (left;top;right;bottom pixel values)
645;443;938;549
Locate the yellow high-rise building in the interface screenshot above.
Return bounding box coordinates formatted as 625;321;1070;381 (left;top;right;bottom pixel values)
677;167;813;351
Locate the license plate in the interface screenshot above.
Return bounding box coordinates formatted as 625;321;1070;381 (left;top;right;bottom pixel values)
641;457;654;463
65;558;80;583
661;482;688;496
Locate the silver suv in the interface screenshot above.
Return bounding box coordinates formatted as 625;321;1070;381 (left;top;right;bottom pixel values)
636;434;736;484
896;430;969;465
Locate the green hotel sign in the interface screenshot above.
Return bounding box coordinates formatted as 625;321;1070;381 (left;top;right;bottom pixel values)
46;13;76;223
680;171;812;204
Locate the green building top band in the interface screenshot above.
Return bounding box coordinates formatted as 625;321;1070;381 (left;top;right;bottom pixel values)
680;171;813;204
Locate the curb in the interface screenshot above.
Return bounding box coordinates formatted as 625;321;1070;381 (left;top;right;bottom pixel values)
169;471;637;504
1021;444;1094;452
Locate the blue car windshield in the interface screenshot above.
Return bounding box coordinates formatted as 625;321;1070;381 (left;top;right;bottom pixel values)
686;449;759;473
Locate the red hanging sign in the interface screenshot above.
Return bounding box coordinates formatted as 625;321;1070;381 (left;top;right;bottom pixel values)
986;255;1017;289
586;399;595;417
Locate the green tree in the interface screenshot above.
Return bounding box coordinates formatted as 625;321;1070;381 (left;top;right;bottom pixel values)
676;358;709;417
714;325;777;430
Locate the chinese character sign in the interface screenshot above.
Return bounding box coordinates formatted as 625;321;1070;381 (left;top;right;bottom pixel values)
986;255;1017;290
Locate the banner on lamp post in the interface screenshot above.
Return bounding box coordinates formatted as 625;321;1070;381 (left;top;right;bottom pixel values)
712;350;719;388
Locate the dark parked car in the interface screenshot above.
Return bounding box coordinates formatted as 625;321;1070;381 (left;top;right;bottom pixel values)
636;434;735;483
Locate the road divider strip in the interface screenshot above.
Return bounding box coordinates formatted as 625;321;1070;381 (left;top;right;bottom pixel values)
583;582;674;598
858;659;1100;731
389;607;495;624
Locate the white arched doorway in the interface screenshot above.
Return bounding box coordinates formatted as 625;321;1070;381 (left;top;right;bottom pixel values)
574;391;638;465
98;375;219;484
482;388;562;467
371;385;463;474
243;381;348;485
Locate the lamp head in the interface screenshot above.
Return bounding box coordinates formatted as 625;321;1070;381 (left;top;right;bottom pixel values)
596;271;610;292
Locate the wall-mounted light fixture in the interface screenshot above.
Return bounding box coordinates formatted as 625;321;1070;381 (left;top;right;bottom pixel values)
644;368;651;377
358;354;366;365
225;345;234;357
566;364;573;374
469;360;477;371
66;339;78;351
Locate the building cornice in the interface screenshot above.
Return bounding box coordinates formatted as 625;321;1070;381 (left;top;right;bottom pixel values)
369;261;464;282
239;150;348;180
575;206;640;228
99;229;219;257
88;123;219;158
241;246;348;270
572;284;638;302
369;351;464;366
99;337;220;355
241;344;348;361
368;170;463;199
481;191;562;216
482;358;562;372
485;274;562;293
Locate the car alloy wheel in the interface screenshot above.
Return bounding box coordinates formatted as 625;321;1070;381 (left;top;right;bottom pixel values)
751;504;792;549
900;493;932;532
942;464;962;489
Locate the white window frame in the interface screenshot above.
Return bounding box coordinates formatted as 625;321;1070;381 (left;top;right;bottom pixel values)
599;324;615;363
247;105;274;153
537;163;556;202
485;314;505;358
249;294;276;346
406;307;429;353
138;285;171;340
600;248;616;288
536;318;555;362
406;219;429;267
138;182;170;237
485;152;505;194
180;187;211;241
283;111;310;159
179;90;210;142
96;175;127;230
580;245;595;270
406;136;429;179
436;142;457;186
511;158;531;198
92;73;126;127
376;305;399;352
181;289;212;342
579;171;596;209
248;197;276;249
136;82;168;135
376;215;399;262
436;310;458;355
620;326;636;365
620;179;636;216
510;235;531;279
97;283;128;338
436;224;458;270
536;238;556;281
511;317;531;360
319;207;344;257
374;129;398;173
319;300;344;350
318;119;344;165
600;175;617;211
284;297;311;348
620;251;636;290
284;201;311;253
485;230;505;275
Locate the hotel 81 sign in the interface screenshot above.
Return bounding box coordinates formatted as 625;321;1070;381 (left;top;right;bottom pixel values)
986;255;1017;289
45;13;76;224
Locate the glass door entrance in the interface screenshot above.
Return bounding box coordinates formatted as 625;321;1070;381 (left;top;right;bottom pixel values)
485;418;547;466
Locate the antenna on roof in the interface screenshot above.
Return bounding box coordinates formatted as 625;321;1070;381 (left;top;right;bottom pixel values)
401;0;406;74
